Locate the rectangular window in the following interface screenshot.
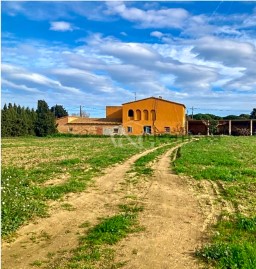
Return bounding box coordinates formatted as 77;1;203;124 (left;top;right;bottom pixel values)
113;128;119;134
127;127;133;133
144;126;151;134
164;127;170;133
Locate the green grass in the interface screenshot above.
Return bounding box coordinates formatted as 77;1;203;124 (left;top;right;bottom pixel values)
173;136;256;269
196;215;256;269
131;143;180;177
173;137;256;182
46;204;143;269
2;136;179;238
84;214;137;245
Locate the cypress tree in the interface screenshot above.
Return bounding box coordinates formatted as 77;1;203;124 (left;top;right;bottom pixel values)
1;104;8;136
35;100;57;137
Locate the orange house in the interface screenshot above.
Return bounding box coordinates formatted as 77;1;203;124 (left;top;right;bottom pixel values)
57;97;186;135
120;97;186;135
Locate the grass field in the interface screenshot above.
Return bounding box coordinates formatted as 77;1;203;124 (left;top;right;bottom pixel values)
174;136;256;269
1;135;179;238
3;135;255;269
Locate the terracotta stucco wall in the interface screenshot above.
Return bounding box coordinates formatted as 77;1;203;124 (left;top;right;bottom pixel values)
106;106;122;120
56;117;80;133
122;98;186;135
56;117;69;133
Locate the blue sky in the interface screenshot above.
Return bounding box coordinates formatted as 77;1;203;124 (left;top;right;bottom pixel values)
2;1;256;117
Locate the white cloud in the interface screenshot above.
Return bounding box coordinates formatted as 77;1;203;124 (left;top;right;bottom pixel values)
49;21;76;32
2;63;81;94
150;31;164;38
2;0;256;115
2;1;73;21
192;36;256;67
1;79;41;93
106;2;189;29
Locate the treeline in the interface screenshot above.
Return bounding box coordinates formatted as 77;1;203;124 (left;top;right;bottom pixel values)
1;101;68;137
189;109;256;120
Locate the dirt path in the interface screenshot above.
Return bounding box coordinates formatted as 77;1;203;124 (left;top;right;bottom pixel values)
114;146;206;269
2;142;225;269
2;144;175;269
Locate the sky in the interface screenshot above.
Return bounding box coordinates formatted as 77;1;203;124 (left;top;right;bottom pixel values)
1;1;256;117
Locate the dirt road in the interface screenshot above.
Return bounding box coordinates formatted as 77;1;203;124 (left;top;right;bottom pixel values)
114;146;205;269
2;143;214;269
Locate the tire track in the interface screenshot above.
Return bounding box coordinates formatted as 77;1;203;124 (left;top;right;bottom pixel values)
114;143;205;269
2;143;176;269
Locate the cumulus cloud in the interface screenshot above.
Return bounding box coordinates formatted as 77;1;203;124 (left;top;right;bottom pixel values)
105;1;189;29
150;31;164;38
83;34;220;91
49;21;76;32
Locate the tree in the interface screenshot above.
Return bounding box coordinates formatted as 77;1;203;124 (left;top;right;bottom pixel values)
250;108;256;119
1;104;9;136
223;115;240;120
26;108;37;136
239;114;250;119
35;100;57;137
51;104;68;118
192;113;222;120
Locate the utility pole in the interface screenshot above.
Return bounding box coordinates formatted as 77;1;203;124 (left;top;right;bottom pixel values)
134;92;137;101
80;105;82;117
191;106;194;120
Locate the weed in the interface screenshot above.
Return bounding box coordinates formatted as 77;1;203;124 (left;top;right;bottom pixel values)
61;203;76;211
30;260;44;267
118;203;144;214
79;221;91;229
46;252;55;259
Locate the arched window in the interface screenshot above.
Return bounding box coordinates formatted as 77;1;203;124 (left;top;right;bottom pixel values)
128;109;134;117
136;109;141;120
143;110;149;120
151;110;156;121
128;109;134;119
